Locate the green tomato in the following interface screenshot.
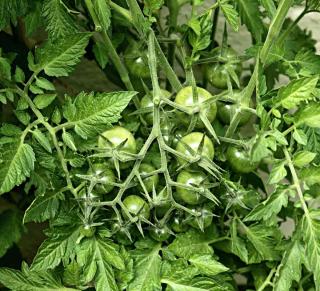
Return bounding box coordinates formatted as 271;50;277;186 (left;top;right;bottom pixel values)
174;86;217;128
80;225;96;238
171;214;189;233
122;195;150;220
175;132;214;165
217;91;252;126
206;47;242;89
149;225;171;242
226;146;259;174
138;163;159;193
124;43;149;78
187;205;213;230
87;163;116;195
98;126;137;168
140;89;171;125
174;170;207;205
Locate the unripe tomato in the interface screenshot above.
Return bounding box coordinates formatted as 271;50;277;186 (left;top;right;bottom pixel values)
171;214;189;233
149;225;171;242
174;86;217;128
98;126;137;168
124;43;150;78
175;132;214;165
175;170;207;205
87;163;116;195
122;195;150;220
217;90;252;126
206;47;242;89
187;205;213;230
140;89;171;125
138;163;159;193
226;146;259;174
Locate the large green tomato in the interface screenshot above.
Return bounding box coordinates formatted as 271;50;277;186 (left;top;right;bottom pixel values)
174;86;217;128
226;146;259;174
122;195;150;220
174;170;207;205
217;90;252;126
87;163;115;195
140;89;171;125
175;132;214;165
98;126;137;168
138;163;159;193
206;47;242;89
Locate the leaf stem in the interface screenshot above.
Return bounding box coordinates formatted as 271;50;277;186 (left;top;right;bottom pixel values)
257;268;276;291
260;0;294;64
283;147;309;215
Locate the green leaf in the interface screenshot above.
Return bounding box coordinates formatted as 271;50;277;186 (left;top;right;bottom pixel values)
31;226;80;270
168;229;214;259
0;209;24;258
14;66;25;83
0;0;28;30
63;91;136;139
300;166;320;186
93;41;109;69
268;161;287;184
42;0;78;39
36;33;91;77
293;151;317;168
302;214;320;288
294;103;320;128
244;186;290;222
128;239;161;291
189;255;229;276
29;84;44;94
0;141;35;194
240;222;280;261
78;237;124;291
161;263;233;291
32;129;52;153
305;127;320;163
292;128;307;145
34;94;57;109
292;49;320;77
62;131;77;151
0;57;11;80
260;0;276;19
235;0;264;42
93;0;111;31
0;124;22;137
24;1;42;36
230;219;248;263
188;10;213;53
0;267;80;291
219;0;239;31
23;191;64;223
14;109;29;124
51;107;62;124
35;77;55;91
276;76;318;109
274;240;303;291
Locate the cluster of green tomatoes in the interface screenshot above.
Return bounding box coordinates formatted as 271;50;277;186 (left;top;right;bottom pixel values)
77;45;260;243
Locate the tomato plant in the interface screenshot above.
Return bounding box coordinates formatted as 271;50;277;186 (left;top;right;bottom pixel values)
0;0;320;290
